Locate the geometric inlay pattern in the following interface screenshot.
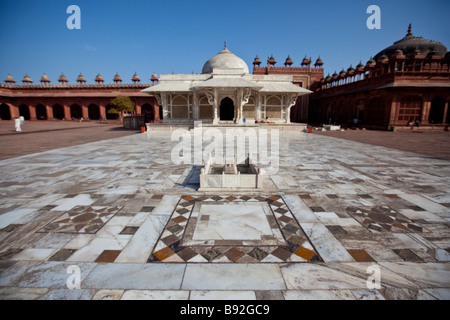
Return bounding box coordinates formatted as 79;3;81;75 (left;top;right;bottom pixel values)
148;195;322;263
346;205;427;233
38;205;122;234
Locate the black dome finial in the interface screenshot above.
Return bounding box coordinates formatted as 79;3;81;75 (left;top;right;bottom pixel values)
407;24;412;36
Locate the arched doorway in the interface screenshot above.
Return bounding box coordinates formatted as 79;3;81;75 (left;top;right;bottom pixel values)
220;97;234;121
70;104;82;119
0;103;11;120
35;104;47;120
88;104;100;120
429;96;445;124
19;104;30;120
141;103;154;122
52;104;64;120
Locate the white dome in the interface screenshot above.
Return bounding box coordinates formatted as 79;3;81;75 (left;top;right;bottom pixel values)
202;47;249;74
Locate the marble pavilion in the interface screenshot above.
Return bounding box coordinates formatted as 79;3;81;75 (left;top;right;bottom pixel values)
142;43;312;125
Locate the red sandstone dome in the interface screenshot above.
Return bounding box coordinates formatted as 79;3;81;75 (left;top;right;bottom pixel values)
95;73;104;83
77;73;86;84
376;53;389;64
393;49;405;58
365;57;376;68
301;56;310;66
314;56;323;67
40;73;50;83
150;72;159;83
113;73;122;83
253;55;261;66
22;74;33;84
284;55;293;67
374;24;448;60
267;55;276;66
58;73;68;84
346;65;355;75
5;74;15;84
355;61;364;71
131;72;140;83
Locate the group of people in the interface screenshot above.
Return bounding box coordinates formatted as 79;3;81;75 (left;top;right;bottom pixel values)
14;116;25;132
407;119;421;128
256;117;271;124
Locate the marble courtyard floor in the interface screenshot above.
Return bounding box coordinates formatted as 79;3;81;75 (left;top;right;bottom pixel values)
0;129;449;300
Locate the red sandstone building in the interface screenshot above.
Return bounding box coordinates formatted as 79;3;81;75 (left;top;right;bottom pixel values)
1;25;448;130
252;54;324;123
0;72;160;123
311;25;450;130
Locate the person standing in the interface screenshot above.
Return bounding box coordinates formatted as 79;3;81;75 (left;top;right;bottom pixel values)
15;117;22;132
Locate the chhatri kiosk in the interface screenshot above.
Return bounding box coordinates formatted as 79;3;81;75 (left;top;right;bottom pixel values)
142;43;311;127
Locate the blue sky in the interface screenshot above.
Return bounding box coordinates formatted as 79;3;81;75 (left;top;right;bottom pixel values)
0;0;449;84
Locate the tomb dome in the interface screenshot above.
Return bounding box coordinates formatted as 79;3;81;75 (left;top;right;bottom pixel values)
374;24;448;60
202;45;249;74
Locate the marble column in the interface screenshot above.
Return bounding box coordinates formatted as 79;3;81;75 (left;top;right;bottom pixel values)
193;91;199;120
237;88;244;124
285;94;297;124
256;94;262;122
213;88;219;125
159;93;169;122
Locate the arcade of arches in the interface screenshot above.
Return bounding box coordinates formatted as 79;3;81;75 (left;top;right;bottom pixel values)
311;91;450;128
0;95;159;122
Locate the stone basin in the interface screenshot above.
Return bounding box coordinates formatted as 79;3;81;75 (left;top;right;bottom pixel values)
199;154;261;190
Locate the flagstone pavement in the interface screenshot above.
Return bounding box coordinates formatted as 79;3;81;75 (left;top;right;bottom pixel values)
0;128;449;300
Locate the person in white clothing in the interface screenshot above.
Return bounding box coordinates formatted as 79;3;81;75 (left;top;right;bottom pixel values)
15;117;22;132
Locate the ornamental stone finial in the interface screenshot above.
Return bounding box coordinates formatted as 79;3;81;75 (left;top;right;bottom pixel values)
407;24;412;36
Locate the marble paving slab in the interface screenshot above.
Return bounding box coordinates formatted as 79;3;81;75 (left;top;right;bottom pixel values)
148;195;321;263
0;131;449;299
182;264;286;290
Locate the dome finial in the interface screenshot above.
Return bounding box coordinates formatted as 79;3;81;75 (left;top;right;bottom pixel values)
407;24;412;36
224;39;227;49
